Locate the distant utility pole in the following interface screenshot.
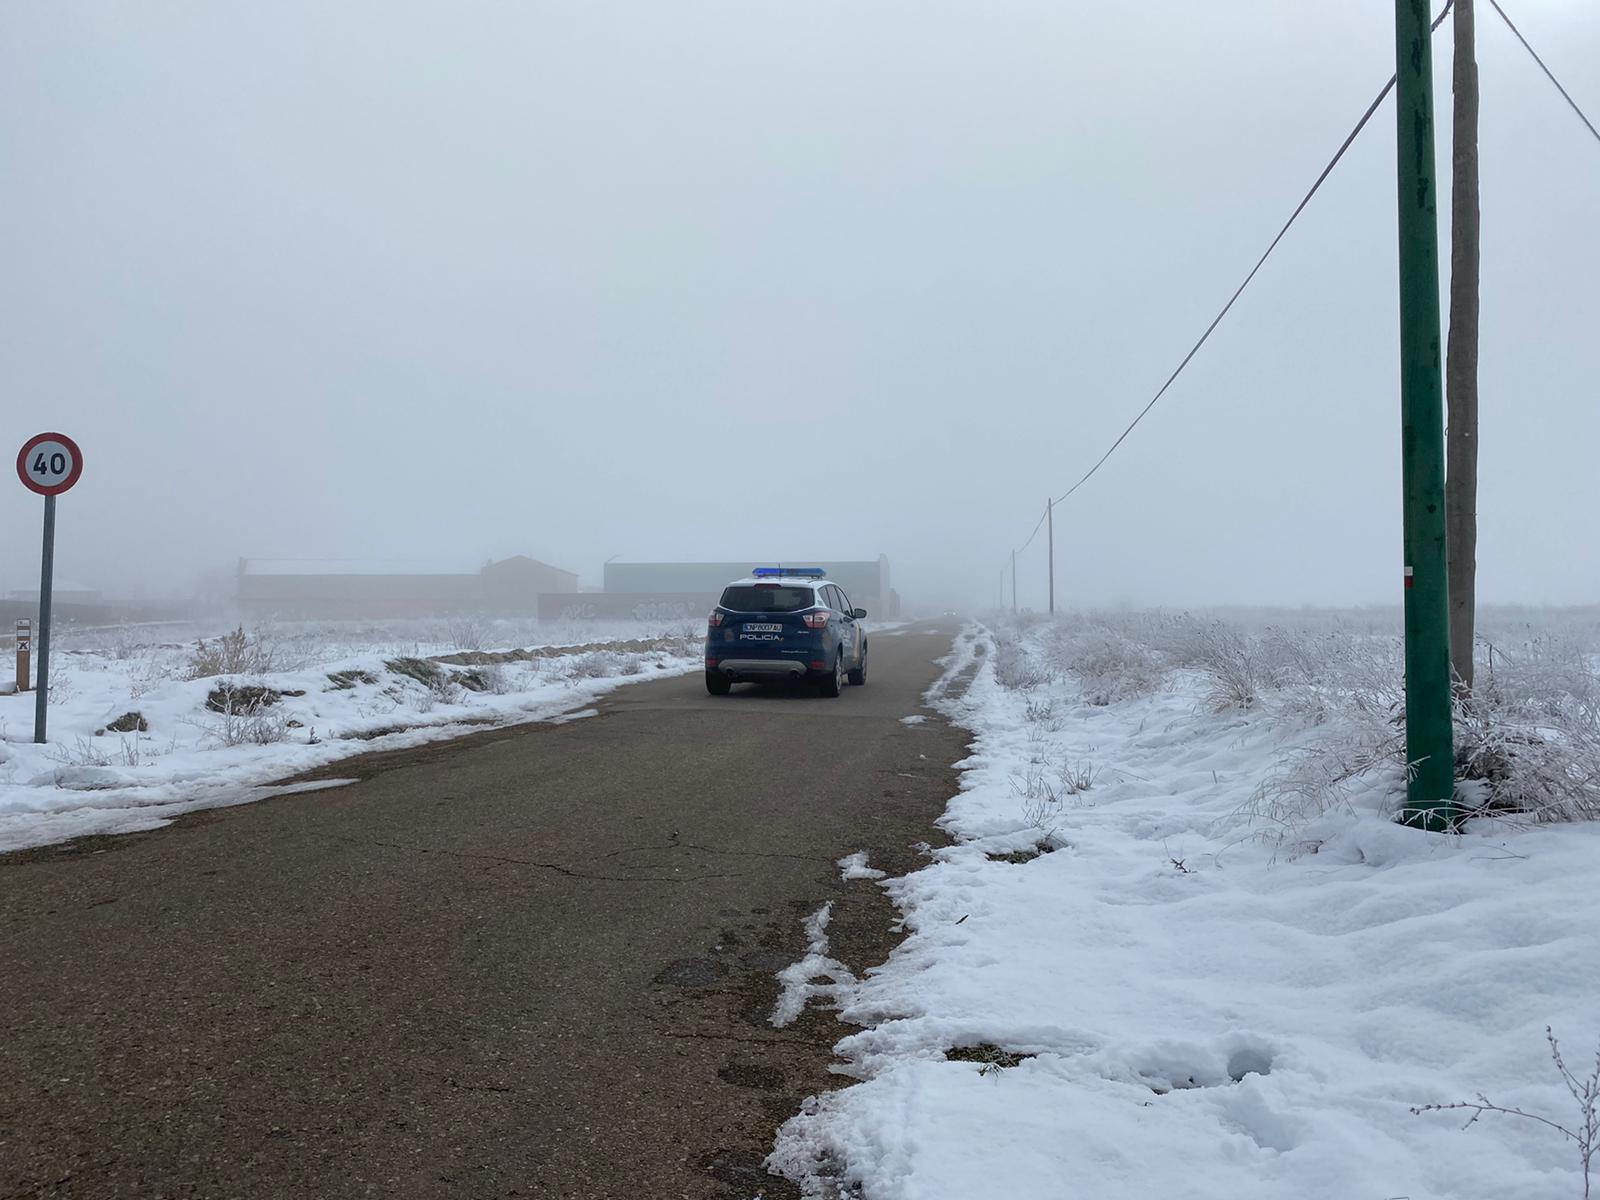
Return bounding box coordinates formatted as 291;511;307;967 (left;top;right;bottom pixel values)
1046;499;1055;615
1393;0;1456;830
1011;550;1017;614
1447;0;1481;693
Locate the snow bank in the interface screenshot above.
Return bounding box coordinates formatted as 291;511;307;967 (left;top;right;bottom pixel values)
771;618;1600;1200
0;620;699;852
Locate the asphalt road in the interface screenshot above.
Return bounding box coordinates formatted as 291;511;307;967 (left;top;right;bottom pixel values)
0;622;971;1199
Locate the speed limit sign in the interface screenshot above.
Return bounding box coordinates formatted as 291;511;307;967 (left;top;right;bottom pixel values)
17;430;83;743
16;432;83;496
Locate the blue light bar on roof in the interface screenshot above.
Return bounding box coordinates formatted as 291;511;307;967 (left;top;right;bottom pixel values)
752;566;825;577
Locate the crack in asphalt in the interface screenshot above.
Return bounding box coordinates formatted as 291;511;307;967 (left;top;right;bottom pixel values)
358;839;751;884
658;1030;829;1049
586;835;834;866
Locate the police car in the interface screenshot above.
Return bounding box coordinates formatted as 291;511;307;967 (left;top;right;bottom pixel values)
704;568;868;697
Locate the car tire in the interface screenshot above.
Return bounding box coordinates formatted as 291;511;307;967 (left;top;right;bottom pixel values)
819;652;844;698
706;672;731;696
847;643;867;687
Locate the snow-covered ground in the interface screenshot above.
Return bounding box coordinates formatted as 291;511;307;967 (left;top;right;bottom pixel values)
771;613;1600;1200
0;618;700;853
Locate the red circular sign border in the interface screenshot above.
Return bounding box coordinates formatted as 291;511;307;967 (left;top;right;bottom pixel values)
16;432;84;497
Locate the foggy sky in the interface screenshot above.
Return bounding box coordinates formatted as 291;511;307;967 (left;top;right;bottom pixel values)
2;0;1596;611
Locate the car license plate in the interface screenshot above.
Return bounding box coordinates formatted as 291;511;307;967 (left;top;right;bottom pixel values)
744;623;782;633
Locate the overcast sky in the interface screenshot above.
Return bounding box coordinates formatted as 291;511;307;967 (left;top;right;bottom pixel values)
2;0;1596;611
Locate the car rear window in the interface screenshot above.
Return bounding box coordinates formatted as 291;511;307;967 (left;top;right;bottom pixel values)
719;585;815;613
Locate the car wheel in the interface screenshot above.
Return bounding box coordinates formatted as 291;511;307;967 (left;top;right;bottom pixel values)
706;671;731;696
847;642;867;687
819;652;844;698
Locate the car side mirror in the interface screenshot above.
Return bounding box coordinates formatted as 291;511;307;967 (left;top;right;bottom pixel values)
851;608;867;619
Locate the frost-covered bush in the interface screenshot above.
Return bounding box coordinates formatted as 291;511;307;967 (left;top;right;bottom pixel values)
476;664;516;695
1256;625;1330;688
988;609;1600;835
568;650;643;679
215;705;290;747
992;639;1053;691
1042;621;1167;705
1454;634;1600;824
1269;635;1404;728
46;672;75;704
185;626;277;679
1455;701;1600;823
127;651;176;701
569;651;612;679
1480;633;1599;723
441;615;489;653
384;656;460;705
1179;620;1262;712
1241;621;1600;832
110;622;140;662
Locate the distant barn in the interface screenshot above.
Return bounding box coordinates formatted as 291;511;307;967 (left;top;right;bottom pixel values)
237;556;578;619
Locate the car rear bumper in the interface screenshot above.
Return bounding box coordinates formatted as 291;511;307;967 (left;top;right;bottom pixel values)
711;658;815;681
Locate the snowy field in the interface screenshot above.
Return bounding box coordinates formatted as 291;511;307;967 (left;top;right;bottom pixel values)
0;616;701;853
772;609;1600;1200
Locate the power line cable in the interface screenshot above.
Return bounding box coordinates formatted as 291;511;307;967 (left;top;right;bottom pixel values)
1486;0;1600;147
1015;506;1048;555
1029;2;1455;515
1005;0;1595;602
1002;4;1455;592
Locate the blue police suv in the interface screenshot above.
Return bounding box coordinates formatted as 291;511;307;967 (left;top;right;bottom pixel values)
704;568;868;697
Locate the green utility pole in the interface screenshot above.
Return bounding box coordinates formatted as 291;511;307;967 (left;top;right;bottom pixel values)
1393;0;1456;830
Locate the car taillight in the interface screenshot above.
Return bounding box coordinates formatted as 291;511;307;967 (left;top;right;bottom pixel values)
802;611;830;629
708;611;724;627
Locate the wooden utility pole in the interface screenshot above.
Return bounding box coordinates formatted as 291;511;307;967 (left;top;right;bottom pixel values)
1047;499;1055;615
1447;0;1481;692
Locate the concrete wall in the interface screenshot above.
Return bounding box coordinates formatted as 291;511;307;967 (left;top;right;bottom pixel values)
238;556;579;619
238;574;479;618
538;593;708;622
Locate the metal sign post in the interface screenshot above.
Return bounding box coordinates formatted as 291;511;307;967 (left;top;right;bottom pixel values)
16;432;83;744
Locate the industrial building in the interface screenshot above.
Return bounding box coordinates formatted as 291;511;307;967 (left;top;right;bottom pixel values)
538;556;898;622
238;556;578;619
